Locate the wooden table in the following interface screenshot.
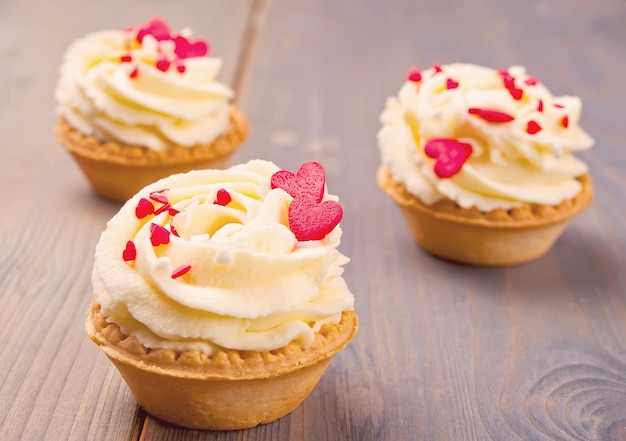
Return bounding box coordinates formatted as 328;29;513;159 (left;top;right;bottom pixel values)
2;0;625;439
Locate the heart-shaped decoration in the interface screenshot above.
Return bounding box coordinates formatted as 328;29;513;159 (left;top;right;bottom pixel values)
526;120;542;135
122;240;137;262
424;138;473;178
406;66;422;82
468;108;514;123
213;188;231;206
174;35;209;59
156;58;171;72
446;78;459;89
271;162;325;203
171;264;192;279
288;197;343;241
149;223;171;247
135;198;155;219
136;17;172;43
149;190;169;204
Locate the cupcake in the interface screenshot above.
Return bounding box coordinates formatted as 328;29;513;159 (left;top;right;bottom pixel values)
85;160;357;430
377;63;594;266
55;17;249;202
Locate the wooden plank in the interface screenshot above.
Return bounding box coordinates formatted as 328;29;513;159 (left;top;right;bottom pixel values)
0;1;252;440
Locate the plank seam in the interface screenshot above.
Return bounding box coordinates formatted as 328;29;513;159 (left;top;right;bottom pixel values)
232;0;269;103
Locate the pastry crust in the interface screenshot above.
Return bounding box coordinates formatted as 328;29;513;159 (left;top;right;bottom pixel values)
55;105;249;202
85;301;358;429
377;165;593;265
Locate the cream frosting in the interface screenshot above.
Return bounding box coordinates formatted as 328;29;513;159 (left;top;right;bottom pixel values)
92;160;354;355
55;18;234;151
378;63;594;211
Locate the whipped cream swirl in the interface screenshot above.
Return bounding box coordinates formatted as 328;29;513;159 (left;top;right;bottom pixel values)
55;18;234;151
93;160;354;354
378;63;594;211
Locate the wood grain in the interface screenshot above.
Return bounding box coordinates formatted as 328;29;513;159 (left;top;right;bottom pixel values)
1;0;625;440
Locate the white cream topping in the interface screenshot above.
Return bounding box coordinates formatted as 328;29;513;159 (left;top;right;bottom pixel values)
92;160;354;355
55;27;234;151
378;63;594;211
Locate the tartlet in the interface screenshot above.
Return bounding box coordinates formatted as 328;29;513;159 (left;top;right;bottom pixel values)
377;63;594;266
86;303;357;430
377;166;592;266
55;17;248;202
85;160;357;429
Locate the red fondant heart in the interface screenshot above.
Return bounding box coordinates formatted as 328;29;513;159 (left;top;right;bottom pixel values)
526;120;542;135
154;203;172;216
288;197;343;241
135;198;155;219
156;58;170;72
149;223;171;247
446;78;459;89
171;264;191;279
174;35;209;59
213;188;231;206
424;138;473;178
271;162;325;203
468;108;514;123
122;240;136;262
149;191;169;205
406;66;422;82
137;17;172;43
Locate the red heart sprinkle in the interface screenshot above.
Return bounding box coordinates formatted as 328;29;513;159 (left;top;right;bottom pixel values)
156;58;170;72
154;203;171;216
271;162;326;203
213;188;231;206
120;54;132;63
169;208;180;216
561;115;569;128
288;197;343;241
129;67;139;79
136;17;172;43
508;87;523;100
149;223;170;247
537;99;544;112
406;67;422;82
432;63;444;74
498;70;515;89
171;265;191;279
525;77;540;86
554;103;564;109
150;192;169;204
504;78;516;89
468;108;515;123
446;78;459;89
526;120;542;135
173;35;209;59
122;240;137;262
424;138;473;178
135;198;155;219
176;64;186;73
170;224;180;237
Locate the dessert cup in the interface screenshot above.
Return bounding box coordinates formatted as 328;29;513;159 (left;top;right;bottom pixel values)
55;16;248;203
86;160;356;429
55;106;248;202
378;166;593;266
377;63;595;265
86;302;357;430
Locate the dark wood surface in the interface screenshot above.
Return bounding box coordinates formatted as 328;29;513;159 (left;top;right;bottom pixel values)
1;0;625;440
